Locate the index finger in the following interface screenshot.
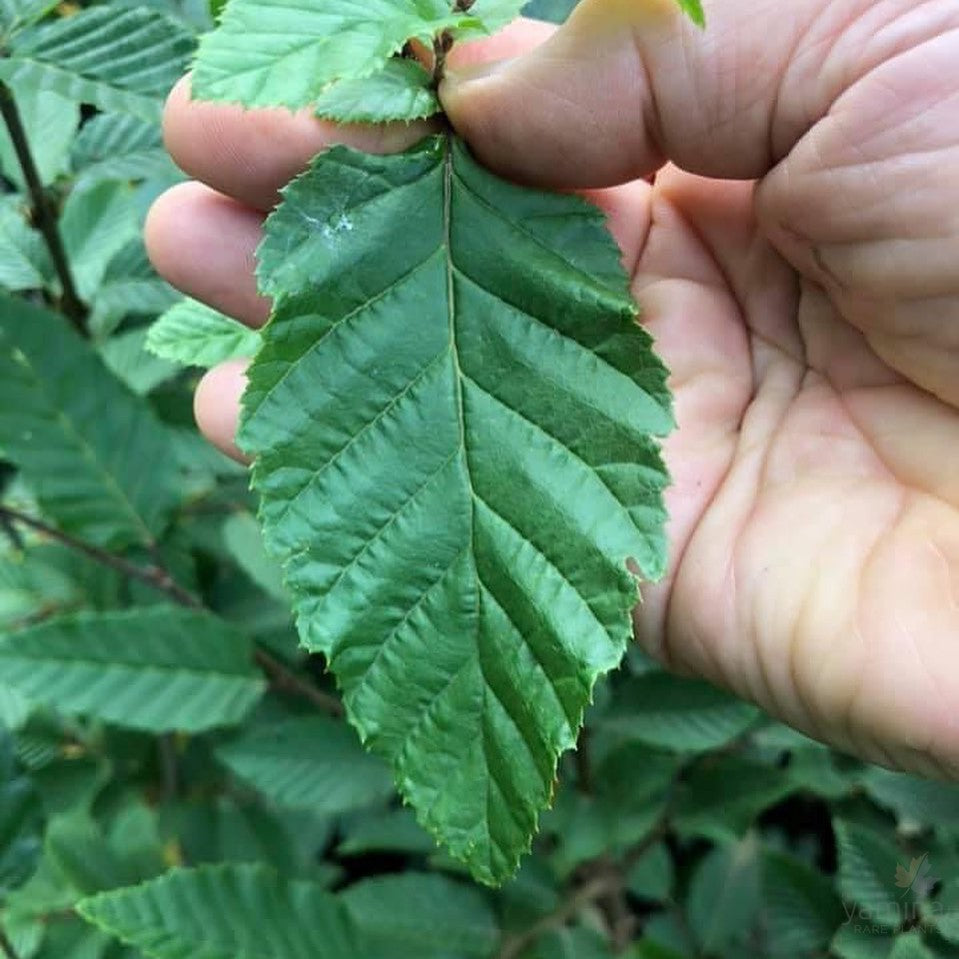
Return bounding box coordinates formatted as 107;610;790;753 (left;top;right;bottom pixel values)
162;18;556;212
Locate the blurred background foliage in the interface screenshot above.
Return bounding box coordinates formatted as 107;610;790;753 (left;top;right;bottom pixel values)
0;1;955;958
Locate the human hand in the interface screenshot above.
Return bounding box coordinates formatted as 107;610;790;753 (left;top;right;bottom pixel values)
147;0;959;778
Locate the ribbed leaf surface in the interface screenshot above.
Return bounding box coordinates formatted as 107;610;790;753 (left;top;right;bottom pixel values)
0;197;48;291
0;296;181;548
314;59;439;123
216;716;393;815
78;865;361;959
193;0;470;109
0;6;194;121
146;299;260;369
0;608;265;732
241;134;672;883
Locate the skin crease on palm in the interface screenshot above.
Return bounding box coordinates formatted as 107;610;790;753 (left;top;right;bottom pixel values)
145;0;959;778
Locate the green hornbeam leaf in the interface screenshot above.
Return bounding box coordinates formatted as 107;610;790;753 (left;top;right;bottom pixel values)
0;196;49;292
830;926;898;959
834;819;907;933
0;297;182;548
71;113;179;190
216;716;394;815
601;671;760;753
77;864;363;959
889;933;936;959
146;298;261;368
676;0;705;27
0;6;195;122
340;872;500;958
0;79;78;188
315;59;440;124
673;756;797;842
222;512;288;601
626;843;674;902
761;850;845;956
0;547;80;631
336;807;436;857
99;329;179;397
192;0;475;109
241;134;671;884
0;608;265;733
859;766;959;831
61;181;140;302
44;814;140;896
687;836;762;955
0;0;55;39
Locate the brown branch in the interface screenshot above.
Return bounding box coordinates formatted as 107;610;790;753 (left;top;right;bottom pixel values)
496;817;671;959
254;647;343;717
0;505;343;716
0;82;86;333
431;29;454;85
0;506;200;607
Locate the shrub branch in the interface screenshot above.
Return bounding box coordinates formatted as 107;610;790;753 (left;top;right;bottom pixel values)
0;82;87;332
0;504;343;716
495;813;672;959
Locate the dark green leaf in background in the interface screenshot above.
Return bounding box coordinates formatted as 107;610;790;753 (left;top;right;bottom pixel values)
216;716;393;815
602;671;760;753
0;297;181;548
340;872;500;958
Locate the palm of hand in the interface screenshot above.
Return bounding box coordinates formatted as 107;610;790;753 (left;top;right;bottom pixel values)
631;164;959;778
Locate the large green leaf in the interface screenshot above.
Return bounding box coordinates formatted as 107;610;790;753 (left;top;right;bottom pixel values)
241;135;671;883
0;608;265;732
0;6;195;121
0;296;181;548
77;865;363;959
192;0;482;109
216;716;393;815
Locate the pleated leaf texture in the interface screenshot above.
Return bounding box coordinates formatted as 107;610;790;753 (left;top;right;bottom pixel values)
240;134;673;884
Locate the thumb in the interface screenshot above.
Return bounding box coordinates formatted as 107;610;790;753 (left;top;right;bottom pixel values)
441;0;832;189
